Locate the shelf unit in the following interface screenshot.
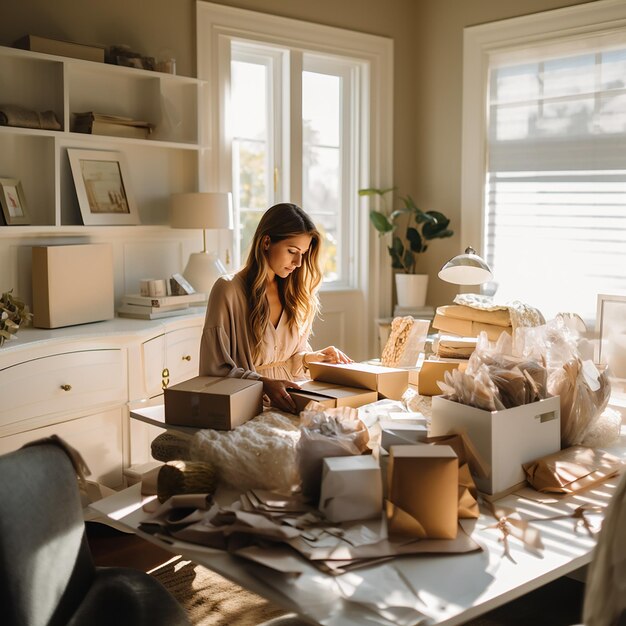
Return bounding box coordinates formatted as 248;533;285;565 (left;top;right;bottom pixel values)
0;44;207;229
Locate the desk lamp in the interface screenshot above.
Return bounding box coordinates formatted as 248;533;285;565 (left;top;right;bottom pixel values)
438;246;493;285
169;192;233;295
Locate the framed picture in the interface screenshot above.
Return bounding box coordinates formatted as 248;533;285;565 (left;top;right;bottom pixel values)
67;149;140;225
596;293;626;382
0;178;30;225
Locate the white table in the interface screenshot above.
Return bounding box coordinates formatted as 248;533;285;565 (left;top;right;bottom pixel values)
99;407;626;626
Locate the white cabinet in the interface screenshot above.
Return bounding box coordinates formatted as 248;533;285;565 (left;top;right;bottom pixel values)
0;344;127;488
141;325;203;398
0;312;205;489
128;320;203;467
0;45;205;228
0;408;125;488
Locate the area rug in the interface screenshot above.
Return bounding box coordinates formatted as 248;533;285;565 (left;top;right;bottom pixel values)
150;559;288;625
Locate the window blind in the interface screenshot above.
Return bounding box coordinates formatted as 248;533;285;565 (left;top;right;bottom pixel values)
486;38;626;322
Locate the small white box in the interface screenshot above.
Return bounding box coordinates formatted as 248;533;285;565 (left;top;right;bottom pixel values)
379;419;429;451
430;395;561;495
319;456;382;523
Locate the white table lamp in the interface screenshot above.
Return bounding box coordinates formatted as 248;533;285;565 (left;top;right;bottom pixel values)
438;246;493;285
169;192;233;295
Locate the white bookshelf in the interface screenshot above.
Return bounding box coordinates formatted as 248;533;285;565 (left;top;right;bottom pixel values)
0;44;207;229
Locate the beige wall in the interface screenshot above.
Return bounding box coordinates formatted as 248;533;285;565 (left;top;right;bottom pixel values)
0;0;599;307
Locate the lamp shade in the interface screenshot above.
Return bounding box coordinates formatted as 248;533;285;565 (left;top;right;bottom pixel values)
438;246;493;285
169;192;233;230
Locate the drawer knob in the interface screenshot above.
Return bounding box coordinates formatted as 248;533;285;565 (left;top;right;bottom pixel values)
60;384;72;392
182;355;192;361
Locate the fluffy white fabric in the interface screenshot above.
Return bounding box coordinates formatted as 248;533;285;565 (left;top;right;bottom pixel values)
189;410;301;494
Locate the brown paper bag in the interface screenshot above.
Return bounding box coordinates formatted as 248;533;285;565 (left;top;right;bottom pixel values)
424;433;487;518
522;446;623;494
386;444;459;539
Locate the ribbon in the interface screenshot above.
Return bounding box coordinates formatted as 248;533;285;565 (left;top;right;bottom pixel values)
484;501;603;562
532;504;602;538
484;501;544;563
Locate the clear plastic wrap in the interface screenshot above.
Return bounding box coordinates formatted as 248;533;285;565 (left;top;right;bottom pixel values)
439;331;549;410
548;358;611;446
297;401;370;503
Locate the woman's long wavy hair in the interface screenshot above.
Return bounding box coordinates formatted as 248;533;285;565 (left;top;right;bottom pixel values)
242;203;322;360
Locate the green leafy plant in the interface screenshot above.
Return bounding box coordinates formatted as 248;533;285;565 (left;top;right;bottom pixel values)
359;187;454;274
0;290;33;346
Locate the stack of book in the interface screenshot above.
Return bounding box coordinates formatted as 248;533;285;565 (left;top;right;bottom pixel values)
72;112;155;139
117;293;206;320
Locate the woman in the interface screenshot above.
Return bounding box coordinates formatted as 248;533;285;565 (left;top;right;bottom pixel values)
199;203;351;413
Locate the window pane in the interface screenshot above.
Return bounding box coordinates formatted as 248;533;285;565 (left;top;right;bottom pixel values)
303;71;342;282
231;59;269;265
487;44;626;322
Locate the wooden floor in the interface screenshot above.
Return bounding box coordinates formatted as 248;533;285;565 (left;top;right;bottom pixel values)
85;521;586;625
86;521;176;572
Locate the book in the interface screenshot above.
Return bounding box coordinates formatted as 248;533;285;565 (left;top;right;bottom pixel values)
72;112;154;139
116;305;192;320
14;35;105;63
122;293;206;308
119;301;189;314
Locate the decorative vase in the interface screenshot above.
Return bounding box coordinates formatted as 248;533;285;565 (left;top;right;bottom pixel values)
395;273;429;309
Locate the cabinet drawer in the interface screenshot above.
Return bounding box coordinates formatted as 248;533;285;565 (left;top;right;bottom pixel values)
0;408;124;489
142;326;201;397
0;349;126;432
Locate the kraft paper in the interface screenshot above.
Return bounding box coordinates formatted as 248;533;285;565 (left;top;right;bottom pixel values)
523;445;623;494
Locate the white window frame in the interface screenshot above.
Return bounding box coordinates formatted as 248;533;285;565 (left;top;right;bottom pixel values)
302;53;358;287
462;0;626;260
230;42;285;266
197;1;394;355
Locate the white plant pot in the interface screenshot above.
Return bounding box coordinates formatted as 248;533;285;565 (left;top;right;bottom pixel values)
395;273;429;309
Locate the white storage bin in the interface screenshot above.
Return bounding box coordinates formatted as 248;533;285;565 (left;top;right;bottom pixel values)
430;395;561;495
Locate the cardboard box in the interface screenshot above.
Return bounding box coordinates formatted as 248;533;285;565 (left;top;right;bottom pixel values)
417;358;467;396
288;381;378;413
308;362;409;400
431;313;511;341
164;376;263;430
430;395;561;495
386;444;458;539
32;244;114;328
379;419;429;450
14;34;105;63
319;455;382;523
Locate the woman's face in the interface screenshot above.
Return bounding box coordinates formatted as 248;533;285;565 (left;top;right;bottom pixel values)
265;233;313;279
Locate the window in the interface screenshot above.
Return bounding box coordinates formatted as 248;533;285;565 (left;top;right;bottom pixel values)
198;2;393;360
230;47;357;283
462;1;626;323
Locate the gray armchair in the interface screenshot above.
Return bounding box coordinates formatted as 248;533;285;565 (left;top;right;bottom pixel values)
0;442;190;626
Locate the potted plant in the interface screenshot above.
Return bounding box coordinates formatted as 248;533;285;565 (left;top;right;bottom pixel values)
359;187;453;307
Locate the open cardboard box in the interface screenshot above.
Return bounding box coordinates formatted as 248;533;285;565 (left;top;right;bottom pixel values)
287;381;377;413
430;395;561;495
417;358;467;396
164;376;263;430
308;362;409;400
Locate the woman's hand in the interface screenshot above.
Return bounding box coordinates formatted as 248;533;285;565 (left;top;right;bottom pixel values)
304;346;353;366
261;377;301;414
